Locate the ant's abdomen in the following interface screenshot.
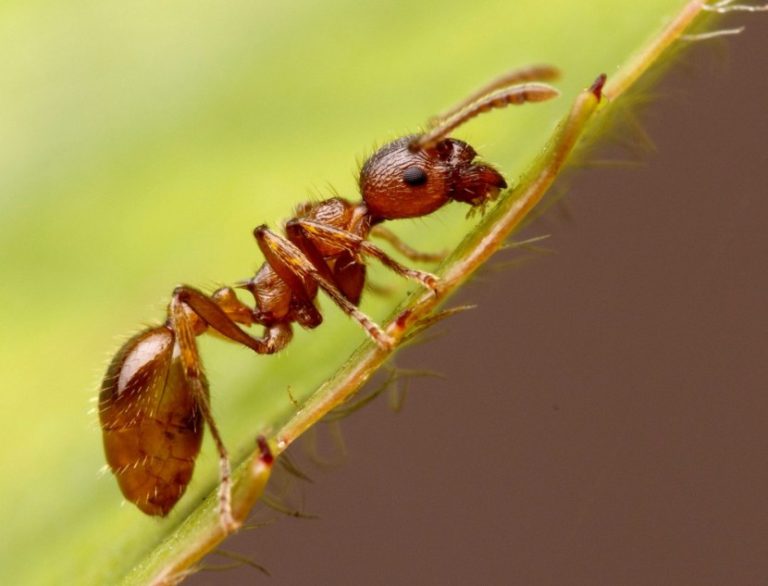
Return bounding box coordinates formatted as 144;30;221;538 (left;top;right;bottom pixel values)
99;326;204;516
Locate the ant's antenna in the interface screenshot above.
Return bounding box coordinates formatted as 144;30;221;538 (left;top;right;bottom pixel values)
409;65;561;153
431;64;560;124
410;82;560;152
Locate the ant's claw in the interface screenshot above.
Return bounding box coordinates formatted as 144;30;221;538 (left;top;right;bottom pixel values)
422;272;441;293
375;332;397;351
219;506;240;534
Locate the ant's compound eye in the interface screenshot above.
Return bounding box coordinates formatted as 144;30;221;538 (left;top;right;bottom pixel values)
402;165;428;187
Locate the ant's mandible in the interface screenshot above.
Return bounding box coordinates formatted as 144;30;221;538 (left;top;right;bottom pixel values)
99;64;560;529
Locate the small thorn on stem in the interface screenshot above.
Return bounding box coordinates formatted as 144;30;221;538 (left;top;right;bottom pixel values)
703;1;768;13
680;27;746;42
397;309;412;328
257;435;274;466
589;74;608;101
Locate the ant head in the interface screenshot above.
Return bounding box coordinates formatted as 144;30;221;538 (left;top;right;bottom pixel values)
359;136;507;221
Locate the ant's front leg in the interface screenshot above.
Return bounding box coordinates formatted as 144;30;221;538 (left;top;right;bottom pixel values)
254;226;396;350
289;219;441;293
169;286;290;531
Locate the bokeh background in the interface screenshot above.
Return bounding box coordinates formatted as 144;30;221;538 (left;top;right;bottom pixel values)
0;1;765;584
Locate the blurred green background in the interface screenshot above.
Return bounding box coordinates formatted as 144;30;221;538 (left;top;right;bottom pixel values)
0;0;688;583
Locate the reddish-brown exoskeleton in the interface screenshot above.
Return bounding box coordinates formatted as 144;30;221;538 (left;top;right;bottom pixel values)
99;65;560;529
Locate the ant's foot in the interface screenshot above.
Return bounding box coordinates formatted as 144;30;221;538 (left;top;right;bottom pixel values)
374;330;397;351
217;479;241;533
415;270;441;293
218;501;241;534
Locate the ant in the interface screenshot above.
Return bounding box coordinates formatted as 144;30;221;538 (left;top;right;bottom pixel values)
99;64;560;529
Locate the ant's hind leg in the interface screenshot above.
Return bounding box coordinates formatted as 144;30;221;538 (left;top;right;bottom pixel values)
291;219;440;292
168;292;238;531
370;225;447;264
254;226;396;350
168;286;292;530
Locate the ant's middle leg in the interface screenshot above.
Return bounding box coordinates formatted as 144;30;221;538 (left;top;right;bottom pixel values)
253;226;395;350
175;285;292;355
289;219;440;292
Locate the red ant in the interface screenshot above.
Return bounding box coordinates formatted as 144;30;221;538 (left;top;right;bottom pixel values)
99;64;560;529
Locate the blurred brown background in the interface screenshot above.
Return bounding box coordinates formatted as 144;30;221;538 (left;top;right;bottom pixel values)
191;21;768;586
